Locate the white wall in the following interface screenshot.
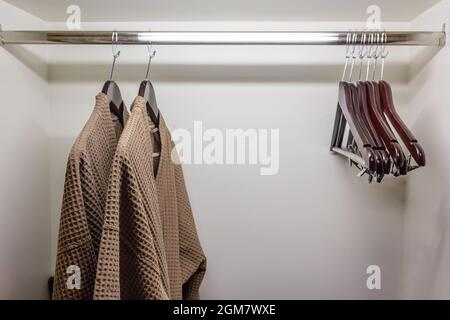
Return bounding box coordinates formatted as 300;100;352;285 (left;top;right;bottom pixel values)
0;1;50;299
47;21;410;299
403;0;450;299
2;1;441;299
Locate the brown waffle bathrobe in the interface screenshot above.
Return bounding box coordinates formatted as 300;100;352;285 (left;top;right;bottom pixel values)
53;93;129;299
93;96;206;300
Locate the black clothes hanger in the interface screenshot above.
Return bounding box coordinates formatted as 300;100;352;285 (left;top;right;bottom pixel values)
375;32;425;170
137;38;161;176
369;32;407;175
102;80;124;125
334;49;380;175
138;38;160;127
347;32;394;179
351;33;391;177
330;33;355;153
139;81;159;126
379;80;426;168
102;31;124;126
350;82;383;175
332;31;426;181
356;81;391;175
331;33;380;181
366;81;406;175
338;81;378;173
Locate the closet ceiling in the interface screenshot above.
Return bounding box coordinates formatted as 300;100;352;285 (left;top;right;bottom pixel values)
4;0;441;22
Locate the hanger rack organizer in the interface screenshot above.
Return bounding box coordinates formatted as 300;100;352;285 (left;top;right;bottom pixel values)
0;29;446;47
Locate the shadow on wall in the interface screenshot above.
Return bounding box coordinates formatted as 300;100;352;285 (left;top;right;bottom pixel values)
1;44;412;83
48;63;409;83
408;45;442;81
1;45;48;81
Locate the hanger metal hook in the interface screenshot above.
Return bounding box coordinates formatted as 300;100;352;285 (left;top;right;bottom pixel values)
380;30;389;57
110;30;120;80
344;32;351;56
365;32;374;80
341;31;351;81
371;32;381;80
380;30;389;80
358;32;367;80
145;29;157;79
348;31;358;82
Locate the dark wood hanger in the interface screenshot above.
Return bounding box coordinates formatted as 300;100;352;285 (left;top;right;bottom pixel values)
378;80;426;167
102;80;124;126
330;103;344;150
138;80;159;127
367;81;407;175
330;102;349;151
336;81;377;173
350;83;384;175
102;32;125;126
356;81;390;175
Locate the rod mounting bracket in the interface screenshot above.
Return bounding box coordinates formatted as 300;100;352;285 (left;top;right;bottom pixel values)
439;23;447;48
0;24;4;46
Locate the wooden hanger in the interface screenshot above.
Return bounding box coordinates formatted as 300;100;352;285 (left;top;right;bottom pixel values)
139;80;159;127
332;31;426;180
355;81;390;175
365;81;406;175
351;83;385;175
331;33;381;180
379;80;426;167
337;81;377;173
102;80;124;126
139;38;160;127
102;31;124;126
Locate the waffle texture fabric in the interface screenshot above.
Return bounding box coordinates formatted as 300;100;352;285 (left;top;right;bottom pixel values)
93;96;206;300
53;93;129;299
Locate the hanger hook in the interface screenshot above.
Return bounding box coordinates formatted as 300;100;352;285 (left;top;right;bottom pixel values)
341;31;351;81
380;30;389;80
344;32;351;56
371;32;381;80
380;30;388;57
110;30;120;80
365;32;374;80
145;29;157;79
348;31;358;82
358;32;367;80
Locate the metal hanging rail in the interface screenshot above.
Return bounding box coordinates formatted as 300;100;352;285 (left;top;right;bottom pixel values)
0;30;446;47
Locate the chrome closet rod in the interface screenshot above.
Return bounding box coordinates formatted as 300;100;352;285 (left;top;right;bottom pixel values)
0;30;446;46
